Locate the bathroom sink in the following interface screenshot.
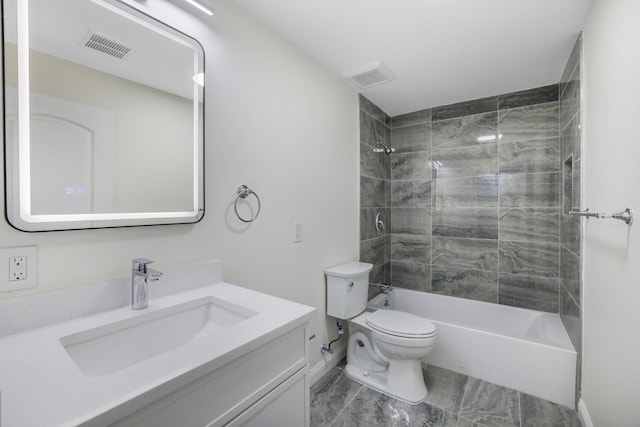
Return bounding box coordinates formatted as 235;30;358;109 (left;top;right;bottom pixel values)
60;297;258;377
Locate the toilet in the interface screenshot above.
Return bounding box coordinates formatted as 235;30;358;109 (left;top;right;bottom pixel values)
325;262;436;404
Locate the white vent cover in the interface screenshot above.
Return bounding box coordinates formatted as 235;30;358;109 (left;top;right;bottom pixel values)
344;61;395;89
82;31;132;59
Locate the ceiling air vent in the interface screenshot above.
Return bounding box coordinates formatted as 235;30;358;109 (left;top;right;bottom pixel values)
344;61;395;90
82;31;132;59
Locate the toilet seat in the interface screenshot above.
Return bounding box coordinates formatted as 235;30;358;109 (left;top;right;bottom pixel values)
365;309;436;338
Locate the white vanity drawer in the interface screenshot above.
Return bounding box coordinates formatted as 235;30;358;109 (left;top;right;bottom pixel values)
225;367;308;427
111;326;307;427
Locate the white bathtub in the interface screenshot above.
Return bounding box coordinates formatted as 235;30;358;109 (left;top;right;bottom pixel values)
368;288;576;407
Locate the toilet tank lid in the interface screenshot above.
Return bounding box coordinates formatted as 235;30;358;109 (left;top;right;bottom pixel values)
325;262;373;278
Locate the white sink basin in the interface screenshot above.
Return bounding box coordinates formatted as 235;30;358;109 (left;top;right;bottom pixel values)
60;297;258;377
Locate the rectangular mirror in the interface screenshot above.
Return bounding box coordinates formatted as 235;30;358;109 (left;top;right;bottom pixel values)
2;0;205;231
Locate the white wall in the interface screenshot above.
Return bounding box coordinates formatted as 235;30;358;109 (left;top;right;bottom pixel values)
582;0;640;424
0;0;359;367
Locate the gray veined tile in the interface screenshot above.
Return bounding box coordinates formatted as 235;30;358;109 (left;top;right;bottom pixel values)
361;108;391;147
390;122;431;153
391;261;431;292
391;180;432;208
391;234;430;264
498;273;560;313
560;213;580;255
391;151;432;180
560;114;581;161
572;159;581;210
360;94;390;125
520;393;581;427
560;285;581;353
498;208;560;243
423;365;469;415
369;262;391;291
432;237;498;271
331;387;457;427
360;176;388;208
360;236;390;268
432;112;498;150
499;173;560;208
560;69;580;132
360;208;390;241
456;417;487;427
433;207;498;240
435;175;499;209
498;138;560;174
498;102;559;143
432;144;499;179
391;108;431;128
498;85;559;110
431;266;498;303
432;96;498;121
391;207;431;236
458;377;520;427
560;246;580;304
360;141;390;180
310;367;362;426
499;241;560;278
359;109;376;145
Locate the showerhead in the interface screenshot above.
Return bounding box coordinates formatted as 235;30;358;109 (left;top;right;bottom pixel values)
373;141;396;155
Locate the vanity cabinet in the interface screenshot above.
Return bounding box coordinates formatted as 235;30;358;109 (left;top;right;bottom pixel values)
110;326;310;427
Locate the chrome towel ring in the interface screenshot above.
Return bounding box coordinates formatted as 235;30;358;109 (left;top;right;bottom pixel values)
234;185;261;223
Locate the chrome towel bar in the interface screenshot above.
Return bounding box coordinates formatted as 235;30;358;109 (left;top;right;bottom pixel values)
569;208;633;225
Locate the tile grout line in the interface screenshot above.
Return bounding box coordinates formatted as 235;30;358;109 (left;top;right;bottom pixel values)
518;392;523;427
327;384;364;427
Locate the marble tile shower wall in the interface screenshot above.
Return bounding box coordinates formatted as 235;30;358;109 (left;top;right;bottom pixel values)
359;96;392;298
360;83;564;313
559;34;582;404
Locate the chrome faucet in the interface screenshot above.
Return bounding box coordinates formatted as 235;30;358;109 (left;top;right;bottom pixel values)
379;283;393;294
131;258;162;310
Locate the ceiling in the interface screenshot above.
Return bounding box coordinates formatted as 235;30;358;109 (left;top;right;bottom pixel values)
232;0;594;117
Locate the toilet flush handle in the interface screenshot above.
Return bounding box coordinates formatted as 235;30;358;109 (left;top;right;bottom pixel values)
348;281;354;288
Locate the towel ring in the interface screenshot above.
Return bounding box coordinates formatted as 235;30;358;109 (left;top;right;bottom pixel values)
234;185;261;223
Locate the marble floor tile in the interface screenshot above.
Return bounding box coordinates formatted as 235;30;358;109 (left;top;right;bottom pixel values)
520;393;581;427
331;387;457;427
310;367;362;426
310;357;581;427
423;365;469;414
458;377;520;426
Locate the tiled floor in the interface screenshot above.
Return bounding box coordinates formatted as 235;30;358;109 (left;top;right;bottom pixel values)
310;360;581;427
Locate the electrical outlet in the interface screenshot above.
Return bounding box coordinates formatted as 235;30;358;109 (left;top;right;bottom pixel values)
0;246;37;292
9;256;27;281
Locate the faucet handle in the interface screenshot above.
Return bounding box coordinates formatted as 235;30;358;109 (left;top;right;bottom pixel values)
132;258;155;272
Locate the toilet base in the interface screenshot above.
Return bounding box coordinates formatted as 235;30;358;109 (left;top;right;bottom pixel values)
345;360;428;405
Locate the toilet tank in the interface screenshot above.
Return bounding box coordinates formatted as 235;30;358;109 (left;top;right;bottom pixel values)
325;262;373;319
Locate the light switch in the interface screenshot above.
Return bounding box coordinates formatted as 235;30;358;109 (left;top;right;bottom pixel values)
293;222;303;243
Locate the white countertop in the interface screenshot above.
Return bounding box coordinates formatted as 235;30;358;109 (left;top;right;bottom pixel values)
0;282;315;426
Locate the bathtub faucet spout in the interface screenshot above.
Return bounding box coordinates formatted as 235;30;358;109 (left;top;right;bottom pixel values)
379;283;393;294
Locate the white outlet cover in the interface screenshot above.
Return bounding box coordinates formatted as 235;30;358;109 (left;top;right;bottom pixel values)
0;246;38;292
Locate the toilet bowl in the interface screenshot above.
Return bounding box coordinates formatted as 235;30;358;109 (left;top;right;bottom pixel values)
325;262;437;405
346;309;436;404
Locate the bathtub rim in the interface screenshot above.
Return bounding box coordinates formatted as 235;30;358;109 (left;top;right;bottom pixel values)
367;288;576;352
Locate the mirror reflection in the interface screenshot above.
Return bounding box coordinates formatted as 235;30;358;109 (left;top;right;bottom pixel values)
3;0;205;231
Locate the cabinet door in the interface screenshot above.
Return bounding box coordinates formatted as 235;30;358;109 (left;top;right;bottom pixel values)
225;368;309;427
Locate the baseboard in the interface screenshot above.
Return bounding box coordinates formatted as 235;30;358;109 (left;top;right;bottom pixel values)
309;341;347;385
578;398;593;427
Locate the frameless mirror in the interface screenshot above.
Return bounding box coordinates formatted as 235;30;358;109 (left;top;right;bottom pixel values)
2;0;205;231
